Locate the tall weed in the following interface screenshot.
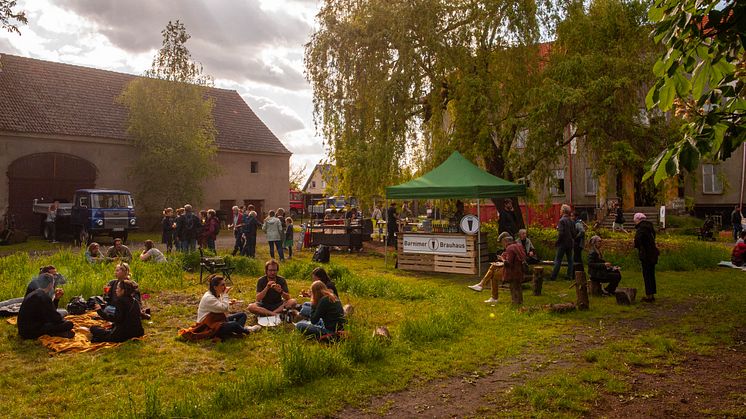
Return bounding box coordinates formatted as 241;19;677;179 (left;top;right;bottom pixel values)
338;321;387;363
279;335;350;385
399;303;470;344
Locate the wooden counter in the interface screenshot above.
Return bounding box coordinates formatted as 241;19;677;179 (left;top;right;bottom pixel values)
397;232;489;275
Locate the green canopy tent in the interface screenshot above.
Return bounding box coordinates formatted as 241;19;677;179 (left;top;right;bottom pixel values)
384;151;527;276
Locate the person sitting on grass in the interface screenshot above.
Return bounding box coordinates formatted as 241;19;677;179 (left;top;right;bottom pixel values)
106;238;133;263
587;236;622;295
90;279;144;343
183;275;261;341
17;273;74;339
248;260;298;317
731;231;746;266
85;242;106;264
295;280;345;338
299;267;339;318
139;240;166;263
103;262;149;320
26;265;67;317
517;229;540;264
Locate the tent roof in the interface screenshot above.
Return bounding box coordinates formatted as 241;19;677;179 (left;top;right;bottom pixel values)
385;152;527;199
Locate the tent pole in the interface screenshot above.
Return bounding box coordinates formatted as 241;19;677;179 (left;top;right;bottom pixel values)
477;198;481;278
384;199;388;269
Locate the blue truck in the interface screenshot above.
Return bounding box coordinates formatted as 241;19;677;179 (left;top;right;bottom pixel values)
33;189;138;244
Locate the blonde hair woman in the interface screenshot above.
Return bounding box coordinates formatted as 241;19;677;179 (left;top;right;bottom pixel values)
295;280;345;338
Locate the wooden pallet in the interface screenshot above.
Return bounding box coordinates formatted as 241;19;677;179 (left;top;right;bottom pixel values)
398;234;489;275
398;253;435;272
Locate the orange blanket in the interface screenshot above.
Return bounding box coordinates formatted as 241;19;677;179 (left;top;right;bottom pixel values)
7;312;143;354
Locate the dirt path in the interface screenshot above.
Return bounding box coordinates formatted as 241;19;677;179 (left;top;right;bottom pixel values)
336;305;746;418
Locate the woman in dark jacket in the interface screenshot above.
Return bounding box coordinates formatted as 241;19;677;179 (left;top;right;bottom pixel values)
161;207;176;253
295;280;345;338
587;236;621;295
91;279;144;343
634;213;659;302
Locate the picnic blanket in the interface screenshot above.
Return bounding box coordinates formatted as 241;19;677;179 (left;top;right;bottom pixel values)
6;312;143;354
718;261;746;270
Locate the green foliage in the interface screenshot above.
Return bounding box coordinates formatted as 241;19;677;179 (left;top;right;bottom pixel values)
645;0;745;184
338;321;387;363
399;303;470;344
0;0;27;35
118;20;218;214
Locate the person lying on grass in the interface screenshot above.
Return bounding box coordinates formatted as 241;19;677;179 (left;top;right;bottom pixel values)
295;280;345;339
179;275;261;341
298;267;339;318
17;273;74;339
90;279;144;343
587;236;622;296
85;242;106;264
247;259;298;317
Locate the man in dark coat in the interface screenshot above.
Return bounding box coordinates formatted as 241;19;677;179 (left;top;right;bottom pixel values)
241;209;262;257
17;273;74;339
550;204;576;281
498;199;519;237
634;213;659;302
732;205;743;242
177;204;202;252
386;203;399;248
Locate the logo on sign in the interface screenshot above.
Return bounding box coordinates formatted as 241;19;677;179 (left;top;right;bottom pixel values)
428;239;438;251
460;214;480;235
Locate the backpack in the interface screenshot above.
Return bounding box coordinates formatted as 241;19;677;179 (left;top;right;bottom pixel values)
312;245;330;263
66;296;88;315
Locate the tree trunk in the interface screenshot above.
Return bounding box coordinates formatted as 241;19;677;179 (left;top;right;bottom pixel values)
621;168;635;210
510;277;523;306
575;271;589;310
589;280;603;296
597;171;608;220
532;266;544;296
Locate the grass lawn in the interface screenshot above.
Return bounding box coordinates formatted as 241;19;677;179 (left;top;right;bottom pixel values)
0;238;743;418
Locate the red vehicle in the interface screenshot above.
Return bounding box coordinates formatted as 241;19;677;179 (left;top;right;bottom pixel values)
289;189;304;218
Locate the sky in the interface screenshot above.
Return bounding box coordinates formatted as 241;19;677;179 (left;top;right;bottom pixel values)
0;0;324;184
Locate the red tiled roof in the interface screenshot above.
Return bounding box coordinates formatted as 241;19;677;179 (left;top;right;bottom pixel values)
0;53;290;155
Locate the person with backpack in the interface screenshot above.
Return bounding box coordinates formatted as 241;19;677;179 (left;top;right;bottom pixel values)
263;210;285;261
241;210;262;257
177;204;201;252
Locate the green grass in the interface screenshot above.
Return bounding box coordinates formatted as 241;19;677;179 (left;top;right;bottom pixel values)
0;235;744;417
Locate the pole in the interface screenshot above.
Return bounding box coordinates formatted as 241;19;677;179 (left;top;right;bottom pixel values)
477;198;481;279
384;199;388;269
740;145;745;212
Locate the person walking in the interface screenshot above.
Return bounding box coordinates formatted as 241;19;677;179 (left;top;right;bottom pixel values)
550;204;575;281
613;202;627;233
731;205;743;242
263;210;285;261
634;213;659;303
386;202;399;248
229;206;244;256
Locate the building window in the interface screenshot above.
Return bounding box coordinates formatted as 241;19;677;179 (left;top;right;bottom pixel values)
550;169;565;196
585;168;597;196
311;181;316;188
321;180;326;188
702;164;723;194
250;161;258;173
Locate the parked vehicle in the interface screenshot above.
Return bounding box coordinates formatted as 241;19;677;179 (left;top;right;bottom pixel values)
289;188;304;218
33;189;137;244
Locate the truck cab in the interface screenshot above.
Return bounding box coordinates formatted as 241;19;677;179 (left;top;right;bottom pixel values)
72;189;137;244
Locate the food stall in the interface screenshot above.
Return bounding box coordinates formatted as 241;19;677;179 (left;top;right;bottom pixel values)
385;151;526;276
307;209;373;251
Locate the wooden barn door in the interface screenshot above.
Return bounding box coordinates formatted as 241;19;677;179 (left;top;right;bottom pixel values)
7;153;96;233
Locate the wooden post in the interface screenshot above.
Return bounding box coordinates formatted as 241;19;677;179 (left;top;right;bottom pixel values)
575;271;589;310
614;287;637;305
532;266;544;296
589;280;603;297
510;276;523;306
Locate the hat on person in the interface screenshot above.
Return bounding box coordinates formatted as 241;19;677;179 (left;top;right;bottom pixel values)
497;232;513;243
633;212;647;223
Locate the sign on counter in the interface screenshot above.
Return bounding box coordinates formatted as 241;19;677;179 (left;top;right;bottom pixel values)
402;234;467;255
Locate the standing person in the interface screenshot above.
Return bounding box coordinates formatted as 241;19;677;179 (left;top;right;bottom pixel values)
45;201;59;243
17;273;74;339
204;209;220;253
161;208;176;253
371;203;383;241
613;202;627;233
284;217;294;259
634;213;659;303
550;204;575;281
90;279;144;343
572;212;586;273
241;210;262;258
731;205;743;242
386;202;399;248
177;204;201;252
248;260;298;317
174;207;185;252
229;206;243;256
498;199;519;237
263;210;285;261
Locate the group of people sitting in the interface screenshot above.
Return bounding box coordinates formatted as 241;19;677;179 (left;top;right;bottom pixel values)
182;260;346;341
17;262;146;343
84;239;166;264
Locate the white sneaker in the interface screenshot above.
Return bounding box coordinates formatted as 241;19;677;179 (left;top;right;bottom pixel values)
484;297;499;304
245;325;262;333
468;284;483;292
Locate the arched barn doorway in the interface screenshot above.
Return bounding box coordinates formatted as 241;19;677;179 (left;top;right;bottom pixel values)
8;153;97;233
